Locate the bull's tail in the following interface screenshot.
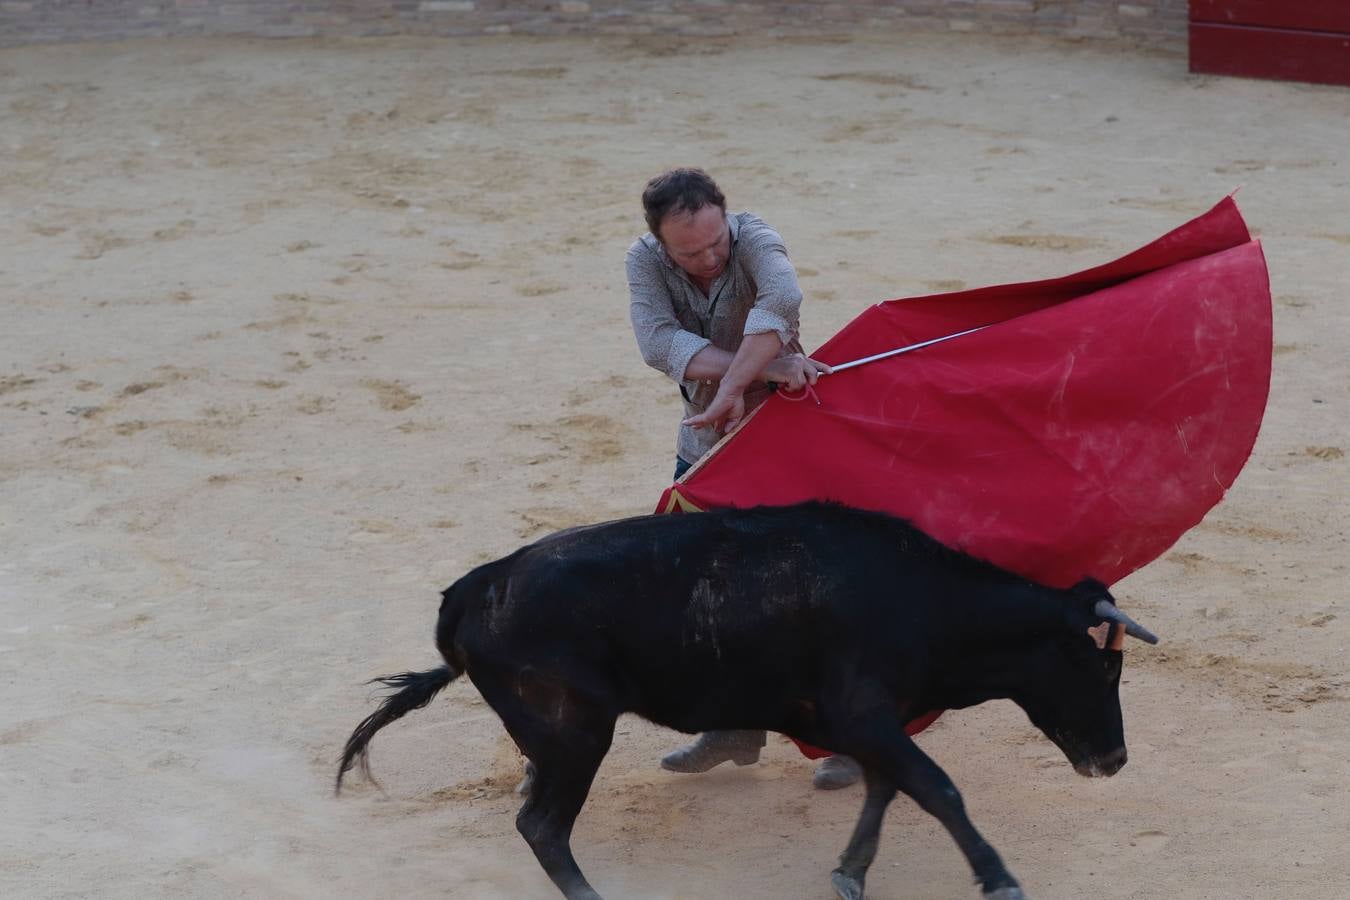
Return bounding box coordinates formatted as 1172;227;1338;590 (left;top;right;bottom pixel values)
335;665;459;794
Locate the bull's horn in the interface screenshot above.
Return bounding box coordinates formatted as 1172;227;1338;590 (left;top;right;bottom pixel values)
1093;600;1160;645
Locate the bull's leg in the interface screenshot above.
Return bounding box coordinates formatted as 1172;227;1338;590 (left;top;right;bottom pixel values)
478;673;616;900
516;742;610;900
832;711;1024;899
892;746;1022;897
830;768;898;900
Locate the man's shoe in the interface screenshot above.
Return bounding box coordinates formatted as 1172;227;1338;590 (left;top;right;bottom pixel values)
659;730;765;773
812;754;862;790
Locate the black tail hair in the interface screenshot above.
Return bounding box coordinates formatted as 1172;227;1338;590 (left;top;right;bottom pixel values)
335;666;458;794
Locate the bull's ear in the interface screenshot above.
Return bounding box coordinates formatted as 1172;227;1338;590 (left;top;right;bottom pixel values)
1086;622;1129;650
1071;577;1111;602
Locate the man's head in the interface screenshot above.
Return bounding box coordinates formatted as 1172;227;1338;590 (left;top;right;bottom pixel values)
643;168;730;283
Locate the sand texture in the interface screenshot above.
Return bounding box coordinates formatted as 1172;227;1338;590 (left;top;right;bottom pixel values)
2;32;1348;899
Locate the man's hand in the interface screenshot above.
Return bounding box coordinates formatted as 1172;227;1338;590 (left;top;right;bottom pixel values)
762;353;833;391
683;388;747;434
684;353;833;433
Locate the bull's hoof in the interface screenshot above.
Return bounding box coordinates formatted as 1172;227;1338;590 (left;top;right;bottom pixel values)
983;887;1027;900
561;885;603;900
830;868;864;900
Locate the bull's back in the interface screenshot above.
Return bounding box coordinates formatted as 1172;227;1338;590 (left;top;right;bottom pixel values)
444;504;1010;722
455;510;889;694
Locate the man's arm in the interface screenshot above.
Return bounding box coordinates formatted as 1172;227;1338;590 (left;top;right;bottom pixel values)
683;219;831;432
681;345;734;382
628;243;711;384
737;217;803;350
683;334;831;433
682;332;783;433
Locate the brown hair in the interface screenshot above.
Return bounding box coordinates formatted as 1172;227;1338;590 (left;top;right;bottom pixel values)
642;168;726;238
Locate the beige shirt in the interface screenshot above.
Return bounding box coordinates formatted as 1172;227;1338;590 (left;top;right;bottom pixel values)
627;212;804;463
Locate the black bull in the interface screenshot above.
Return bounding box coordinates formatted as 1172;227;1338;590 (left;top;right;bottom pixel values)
337;501;1158;899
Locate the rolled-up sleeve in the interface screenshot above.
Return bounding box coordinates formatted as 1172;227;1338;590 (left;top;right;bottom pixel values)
737;218;801;347
627;242;710;382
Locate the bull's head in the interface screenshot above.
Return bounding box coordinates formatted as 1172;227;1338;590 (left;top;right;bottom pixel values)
1011;578;1158;779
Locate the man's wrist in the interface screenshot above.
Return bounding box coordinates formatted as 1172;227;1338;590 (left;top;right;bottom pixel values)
718;375;752;395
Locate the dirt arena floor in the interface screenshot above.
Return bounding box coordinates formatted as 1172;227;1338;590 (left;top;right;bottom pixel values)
2;30;1348;900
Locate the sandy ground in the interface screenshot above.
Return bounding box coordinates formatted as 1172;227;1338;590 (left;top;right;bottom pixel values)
2;30;1348;900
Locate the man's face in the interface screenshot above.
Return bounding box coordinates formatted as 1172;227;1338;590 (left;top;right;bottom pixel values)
659;204;730;283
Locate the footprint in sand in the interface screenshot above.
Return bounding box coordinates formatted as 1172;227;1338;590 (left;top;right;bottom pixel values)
295;395;334;415
0;375;40;396
564;377;631;407
283;355;311;373
512;413;630;465
490;65;569;79
923;279;966;292
348;520;400;544
981;234;1103;252
823;121;893;144
441;258;481;271
1130;830;1170;852
517;281;565;297
75;230;131;259
1167;551;1209;572
514;507;588;539
362;379;420;411
120;381;165;397
1213;160;1269;174
152;219;195;241
814;72;931;90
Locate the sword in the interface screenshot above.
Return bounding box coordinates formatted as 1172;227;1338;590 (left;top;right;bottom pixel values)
825;324;990;373
773;324;991;406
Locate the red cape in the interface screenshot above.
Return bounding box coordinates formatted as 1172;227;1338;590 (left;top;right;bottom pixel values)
657;198;1271;753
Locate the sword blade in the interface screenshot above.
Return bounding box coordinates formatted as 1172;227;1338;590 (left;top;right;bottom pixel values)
826;324;989;374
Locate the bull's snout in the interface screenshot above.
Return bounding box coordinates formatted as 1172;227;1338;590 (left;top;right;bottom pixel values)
1073;746;1127;778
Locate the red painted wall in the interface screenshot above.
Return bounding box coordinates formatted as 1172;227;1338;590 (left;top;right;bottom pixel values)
1190;0;1350;87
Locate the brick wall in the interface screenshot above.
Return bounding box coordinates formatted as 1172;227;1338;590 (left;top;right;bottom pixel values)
0;1;1187;49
